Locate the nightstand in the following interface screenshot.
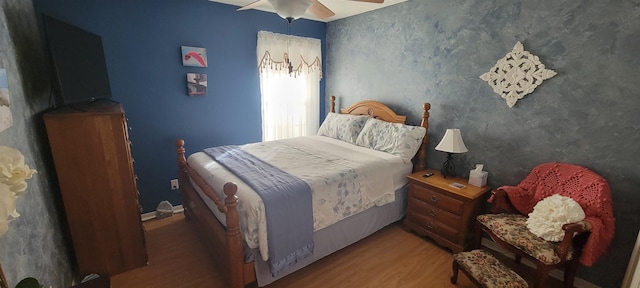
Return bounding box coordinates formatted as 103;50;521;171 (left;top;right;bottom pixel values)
403;169;491;253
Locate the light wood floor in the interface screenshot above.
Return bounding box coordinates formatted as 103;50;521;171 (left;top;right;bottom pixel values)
111;212;565;288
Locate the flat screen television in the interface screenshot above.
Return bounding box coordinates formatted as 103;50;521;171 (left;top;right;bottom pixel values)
42;14;112;107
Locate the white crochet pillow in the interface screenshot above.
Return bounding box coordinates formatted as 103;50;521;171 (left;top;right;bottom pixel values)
526;194;585;242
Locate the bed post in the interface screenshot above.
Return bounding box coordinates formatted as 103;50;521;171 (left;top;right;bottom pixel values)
330;95;336;113
175;139;192;220
175;139;247;287
223;182;244;288
414;103;430;172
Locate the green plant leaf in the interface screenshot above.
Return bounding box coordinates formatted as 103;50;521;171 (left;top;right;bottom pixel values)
14;277;42;288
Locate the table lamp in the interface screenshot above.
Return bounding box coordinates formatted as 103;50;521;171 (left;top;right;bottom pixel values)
435;129;468;178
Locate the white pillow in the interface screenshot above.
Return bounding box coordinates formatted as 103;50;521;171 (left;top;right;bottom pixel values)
355;118;426;162
317;113;370;144
526;194;585;242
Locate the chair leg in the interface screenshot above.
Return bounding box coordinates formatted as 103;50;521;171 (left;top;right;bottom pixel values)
473;220;483;250
514;254;522;264
564;260;580;288
534;265;552;288
451;259;459;284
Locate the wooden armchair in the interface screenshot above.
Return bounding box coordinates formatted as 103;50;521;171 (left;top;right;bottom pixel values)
475;162;614;288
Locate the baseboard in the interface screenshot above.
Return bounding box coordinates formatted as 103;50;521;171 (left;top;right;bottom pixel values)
141;204;184;222
481;238;600;288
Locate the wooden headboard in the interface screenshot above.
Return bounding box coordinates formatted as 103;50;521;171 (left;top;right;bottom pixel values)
328;96;431;172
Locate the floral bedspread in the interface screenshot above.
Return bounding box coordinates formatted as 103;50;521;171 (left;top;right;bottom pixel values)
187;135;411;261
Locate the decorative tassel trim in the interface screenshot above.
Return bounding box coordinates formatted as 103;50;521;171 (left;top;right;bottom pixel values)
258;51;322;79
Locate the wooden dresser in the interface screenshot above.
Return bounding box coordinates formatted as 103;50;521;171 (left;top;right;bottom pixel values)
44;101;147;277
403;169;490;253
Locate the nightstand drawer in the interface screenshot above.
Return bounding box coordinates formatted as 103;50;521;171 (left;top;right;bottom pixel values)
407;210;459;242
409;198;461;229
411;185;464;215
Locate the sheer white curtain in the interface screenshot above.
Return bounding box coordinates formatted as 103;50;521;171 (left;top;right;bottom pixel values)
257;31;321;141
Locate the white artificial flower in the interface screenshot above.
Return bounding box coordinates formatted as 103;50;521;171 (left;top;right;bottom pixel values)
0;146;37;195
526;194;585;241
0;182;18;237
0;146;37;237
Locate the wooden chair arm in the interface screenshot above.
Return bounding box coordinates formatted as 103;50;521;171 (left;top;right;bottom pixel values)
556;221;592;260
488;189;518;214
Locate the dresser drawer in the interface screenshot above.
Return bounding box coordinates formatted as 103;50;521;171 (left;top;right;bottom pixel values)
409;197;461;229
411;184;464;215
407;209;459;243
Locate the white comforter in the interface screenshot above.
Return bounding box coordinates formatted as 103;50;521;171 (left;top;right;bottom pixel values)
187;135;412;261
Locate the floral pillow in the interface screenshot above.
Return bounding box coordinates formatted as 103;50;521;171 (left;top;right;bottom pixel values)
317;113;370;144
355;118;426;162
526;194;585;241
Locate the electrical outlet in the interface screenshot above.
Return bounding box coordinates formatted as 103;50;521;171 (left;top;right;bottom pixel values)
170;179;179;190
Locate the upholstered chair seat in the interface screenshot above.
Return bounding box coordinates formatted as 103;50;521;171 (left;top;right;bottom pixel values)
476;213;576;265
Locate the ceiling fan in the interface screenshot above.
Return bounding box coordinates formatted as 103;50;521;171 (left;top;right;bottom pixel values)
238;0;384;22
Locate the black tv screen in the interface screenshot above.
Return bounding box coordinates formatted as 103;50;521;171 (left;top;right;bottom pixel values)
42;15;112;106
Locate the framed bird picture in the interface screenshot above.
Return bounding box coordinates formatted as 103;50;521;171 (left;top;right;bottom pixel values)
181;46;207;67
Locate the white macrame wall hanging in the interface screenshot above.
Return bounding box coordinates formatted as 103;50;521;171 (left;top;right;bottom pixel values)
480;41;557;108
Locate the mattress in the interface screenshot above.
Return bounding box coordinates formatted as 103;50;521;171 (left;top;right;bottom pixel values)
187;135;412;262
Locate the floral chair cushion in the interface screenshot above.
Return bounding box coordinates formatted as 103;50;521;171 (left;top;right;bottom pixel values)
453;249;528;288
477;213;574;265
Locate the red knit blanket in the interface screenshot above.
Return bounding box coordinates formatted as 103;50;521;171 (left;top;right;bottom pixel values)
499;162;615;266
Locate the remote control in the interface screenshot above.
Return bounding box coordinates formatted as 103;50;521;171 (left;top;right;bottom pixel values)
422;172;434;178
449;182;466;189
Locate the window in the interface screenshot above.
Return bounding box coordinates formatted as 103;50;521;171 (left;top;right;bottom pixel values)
257;31;321;141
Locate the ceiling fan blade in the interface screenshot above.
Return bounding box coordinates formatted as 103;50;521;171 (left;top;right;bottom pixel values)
348;0;385;3
309;0;335;19
237;0;269;11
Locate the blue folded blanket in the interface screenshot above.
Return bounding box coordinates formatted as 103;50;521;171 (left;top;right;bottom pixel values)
203;145;314;276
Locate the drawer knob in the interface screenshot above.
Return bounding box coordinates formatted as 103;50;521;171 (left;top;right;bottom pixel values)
427;222;435;230
430;195;440;203
428;209;437;217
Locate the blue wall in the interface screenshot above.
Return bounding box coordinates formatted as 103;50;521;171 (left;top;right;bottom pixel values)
32;0;327;212
326;1;639;287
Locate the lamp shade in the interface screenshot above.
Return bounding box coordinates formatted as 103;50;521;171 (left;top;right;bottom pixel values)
435;129;468;153
268;0;312;20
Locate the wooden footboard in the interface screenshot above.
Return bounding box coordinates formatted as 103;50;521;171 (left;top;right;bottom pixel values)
175;96;431;288
176;139;253;288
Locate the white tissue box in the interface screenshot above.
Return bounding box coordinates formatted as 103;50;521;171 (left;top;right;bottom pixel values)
468;170;488;187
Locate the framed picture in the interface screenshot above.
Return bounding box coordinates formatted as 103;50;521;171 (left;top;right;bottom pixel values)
181;46;207;67
187;73;207;96
0;69;12;132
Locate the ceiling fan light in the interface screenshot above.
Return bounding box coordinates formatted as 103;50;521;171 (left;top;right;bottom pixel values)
268;0;312;20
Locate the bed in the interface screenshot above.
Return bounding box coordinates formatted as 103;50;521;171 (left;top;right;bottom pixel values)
175;96;431;287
